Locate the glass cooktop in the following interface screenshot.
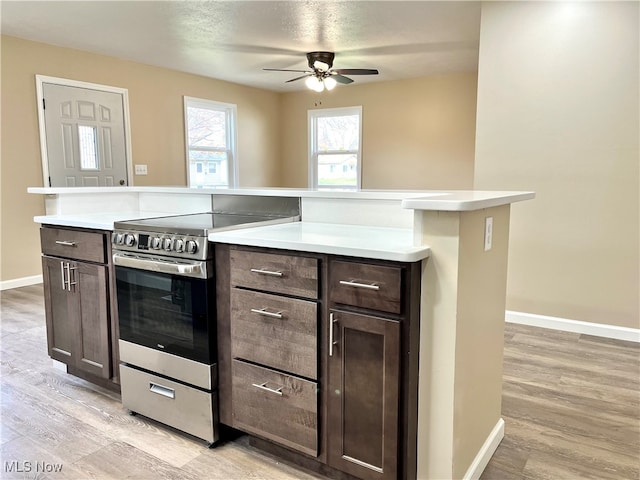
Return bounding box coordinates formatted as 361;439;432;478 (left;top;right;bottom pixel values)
114;212;297;236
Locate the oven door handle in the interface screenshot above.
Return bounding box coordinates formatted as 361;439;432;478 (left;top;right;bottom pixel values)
113;253;207;278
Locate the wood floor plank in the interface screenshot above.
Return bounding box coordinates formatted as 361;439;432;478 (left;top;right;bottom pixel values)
484;323;640;480
501;412;639;473
502;380;639;432
71;441;202;480
0;423;22;446
1;434;94;479
0;382;111;463
2;285;639;480
182;438;324;480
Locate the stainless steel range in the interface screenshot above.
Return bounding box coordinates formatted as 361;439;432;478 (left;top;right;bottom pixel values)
112;198;299;445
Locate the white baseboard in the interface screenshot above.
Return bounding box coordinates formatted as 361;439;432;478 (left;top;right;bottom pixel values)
506;310;640;343
0;275;43;291
52;359;67;372
463;418;505;480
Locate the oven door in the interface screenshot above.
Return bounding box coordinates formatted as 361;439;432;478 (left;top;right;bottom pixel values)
114;253;215;364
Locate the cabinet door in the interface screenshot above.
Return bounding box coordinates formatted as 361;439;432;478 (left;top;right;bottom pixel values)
42;256;78;364
74;261;111;379
327;310;400;480
42;257;111;379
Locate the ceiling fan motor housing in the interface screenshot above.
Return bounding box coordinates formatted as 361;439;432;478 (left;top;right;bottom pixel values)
307;51;335;71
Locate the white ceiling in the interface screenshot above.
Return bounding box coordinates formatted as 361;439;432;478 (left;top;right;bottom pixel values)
1;1;481;92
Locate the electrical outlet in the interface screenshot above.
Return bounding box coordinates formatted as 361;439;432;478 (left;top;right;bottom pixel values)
134;164;148;175
484;216;493;251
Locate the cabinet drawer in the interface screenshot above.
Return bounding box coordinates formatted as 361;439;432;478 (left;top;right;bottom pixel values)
329;260;402;314
41;227;106;264
120;364;218;444
232;360;317;456
231;289;317;379
230;249;318;299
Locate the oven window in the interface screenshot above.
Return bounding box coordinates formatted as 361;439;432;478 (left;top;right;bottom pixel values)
116;266;214;363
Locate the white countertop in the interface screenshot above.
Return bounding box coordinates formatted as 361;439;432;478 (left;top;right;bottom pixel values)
27;186;425;200
28;186;534;211
34;211;179;230
401;190;535;211
208;222;431;262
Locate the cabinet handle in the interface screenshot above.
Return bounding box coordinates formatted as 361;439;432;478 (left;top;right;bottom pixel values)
55;240;77;247
250;308;283;319
64;262;70;291
149;382;175;399
250;268;283;277
63;263;75;291
67;265;77;292
329;313;338;357
60;261;66;291
252;382;283;396
339;279;380;291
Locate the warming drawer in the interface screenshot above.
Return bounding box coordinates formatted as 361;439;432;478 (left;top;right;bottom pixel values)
120;364;218;444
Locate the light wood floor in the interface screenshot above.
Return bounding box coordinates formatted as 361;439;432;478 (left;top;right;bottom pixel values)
1;285;638;479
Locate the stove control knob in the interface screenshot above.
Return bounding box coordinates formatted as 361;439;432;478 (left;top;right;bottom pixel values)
113;233;124;245
185;240;198;254
174;239;185;253
124;234;136;247
163;237;173;251
150;236;162;250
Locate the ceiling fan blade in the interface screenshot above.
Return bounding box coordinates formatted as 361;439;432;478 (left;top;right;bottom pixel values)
331;74;354;85
263;68;311;73
285;74;312;83
332;68;379;75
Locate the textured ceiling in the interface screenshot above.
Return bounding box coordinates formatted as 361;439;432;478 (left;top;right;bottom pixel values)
1;1;481;92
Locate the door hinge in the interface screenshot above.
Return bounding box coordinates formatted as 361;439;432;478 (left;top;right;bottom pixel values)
49;176;51;187
42;98;46;110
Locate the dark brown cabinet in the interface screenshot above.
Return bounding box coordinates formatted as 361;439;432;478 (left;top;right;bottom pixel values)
42;256;110;378
325;257;421;480
227;247;320;456
40;226;119;387
326;309;400;480
216;245;421;479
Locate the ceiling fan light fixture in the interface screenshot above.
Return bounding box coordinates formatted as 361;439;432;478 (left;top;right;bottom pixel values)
306;75;325;92
323;76;337;91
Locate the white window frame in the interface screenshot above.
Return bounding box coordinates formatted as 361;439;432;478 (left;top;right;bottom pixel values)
184;96;238;188
308;106;362;190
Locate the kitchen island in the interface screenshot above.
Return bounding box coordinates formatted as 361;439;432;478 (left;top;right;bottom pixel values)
29;186;534;480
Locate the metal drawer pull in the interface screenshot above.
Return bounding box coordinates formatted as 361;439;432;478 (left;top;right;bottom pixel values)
60;261;66;291
55;240;77;247
339;280;380;291
67;266;77;291
64;263;71;291
250;268;283;277
252;382;283;396
329;312;338;357
149;382;175;399
250;308;283;319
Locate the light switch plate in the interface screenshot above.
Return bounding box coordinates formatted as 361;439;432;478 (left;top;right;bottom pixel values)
134;164;148;175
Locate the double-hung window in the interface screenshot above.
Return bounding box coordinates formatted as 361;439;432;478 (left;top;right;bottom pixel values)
308;106;362;190
184;97;237;188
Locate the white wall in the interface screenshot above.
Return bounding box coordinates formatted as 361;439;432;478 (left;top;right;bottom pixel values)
474;1;639;329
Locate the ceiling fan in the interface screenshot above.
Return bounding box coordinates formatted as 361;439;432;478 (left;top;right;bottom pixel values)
264;51;379;92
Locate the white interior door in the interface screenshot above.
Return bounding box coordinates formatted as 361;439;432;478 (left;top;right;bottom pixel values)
42;83;129;187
